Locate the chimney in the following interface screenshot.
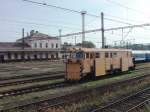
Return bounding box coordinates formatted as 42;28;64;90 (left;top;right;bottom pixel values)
35;31;38;33
30;30;35;36
27;32;29;37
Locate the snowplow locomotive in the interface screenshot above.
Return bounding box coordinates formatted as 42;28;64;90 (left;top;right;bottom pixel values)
65;48;134;81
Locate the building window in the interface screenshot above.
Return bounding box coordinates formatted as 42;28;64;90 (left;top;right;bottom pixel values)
0;55;4;62
40;53;43;59
14;53;18;59
56;43;58;48
8;52;11;59
56;53;58;59
21;55;24;60
46;43;48;48
40;43;42;48
51;54;54;59
27;55;30;60
46;53;48;59
34;54;37;60
51;43;54;48
34;43;37;48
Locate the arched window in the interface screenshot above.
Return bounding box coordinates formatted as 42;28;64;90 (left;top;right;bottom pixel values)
14;53;18;59
34;54;37;60
46;43;48;48
56;53;58;59
34;43;37;48
8;52;11;59
56;43;58;48
51;43;54;48
40;43;42;48
46;53;48;59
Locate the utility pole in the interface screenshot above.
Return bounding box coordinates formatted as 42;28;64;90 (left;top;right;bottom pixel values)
59;29;62;47
22;28;25;50
74;36;77;46
81;11;86;47
101;12;105;48
121;28;124;48
22;28;25;60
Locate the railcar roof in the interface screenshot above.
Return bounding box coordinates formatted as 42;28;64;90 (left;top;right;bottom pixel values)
69;48;132;52
132;50;147;54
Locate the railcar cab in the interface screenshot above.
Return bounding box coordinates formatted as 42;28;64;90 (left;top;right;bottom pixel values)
66;48;100;81
65;48;85;81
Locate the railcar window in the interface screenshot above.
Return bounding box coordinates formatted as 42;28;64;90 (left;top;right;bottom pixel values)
90;53;93;59
76;52;83;59
96;53;100;58
105;52;109;58
86;53;89;58
71;52;83;59
113;52;117;57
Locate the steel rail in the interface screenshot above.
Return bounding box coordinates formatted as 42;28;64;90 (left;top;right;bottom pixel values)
91;87;150;112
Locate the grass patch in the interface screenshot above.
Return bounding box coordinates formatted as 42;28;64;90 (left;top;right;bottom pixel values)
64;78;150;112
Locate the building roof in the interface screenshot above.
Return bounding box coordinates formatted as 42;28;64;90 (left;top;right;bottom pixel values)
17;32;59;42
0;42;30;50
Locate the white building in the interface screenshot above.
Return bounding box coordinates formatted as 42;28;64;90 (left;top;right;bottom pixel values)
17;31;61;49
0;30;62;62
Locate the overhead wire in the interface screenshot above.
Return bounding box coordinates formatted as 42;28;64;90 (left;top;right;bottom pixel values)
23;0;139;25
23;0;101;18
20;0;150;41
53;23;150;38
0;18;81;31
105;0;145;15
104;13;150;31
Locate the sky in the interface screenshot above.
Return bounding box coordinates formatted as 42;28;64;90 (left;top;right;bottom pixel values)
1;0;150;47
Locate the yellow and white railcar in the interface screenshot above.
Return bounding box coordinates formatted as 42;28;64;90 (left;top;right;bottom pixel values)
65;48;134;81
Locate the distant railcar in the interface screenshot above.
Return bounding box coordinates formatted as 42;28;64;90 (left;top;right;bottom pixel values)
65;48;134;81
145;51;150;61
132;51;146;62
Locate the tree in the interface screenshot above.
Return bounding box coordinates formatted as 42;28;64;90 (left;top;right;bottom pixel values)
76;41;95;48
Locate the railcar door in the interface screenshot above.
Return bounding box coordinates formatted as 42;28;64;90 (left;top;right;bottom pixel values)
121;58;129;72
94;58;106;77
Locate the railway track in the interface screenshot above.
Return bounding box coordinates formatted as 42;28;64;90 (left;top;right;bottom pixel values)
0;65;149;99
0;63;148;88
92;87;150;112
1;71;150;112
0;73;64;87
0;71;64;81
0;81;70;99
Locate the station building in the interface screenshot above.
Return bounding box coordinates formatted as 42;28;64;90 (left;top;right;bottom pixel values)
0;30;61;62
